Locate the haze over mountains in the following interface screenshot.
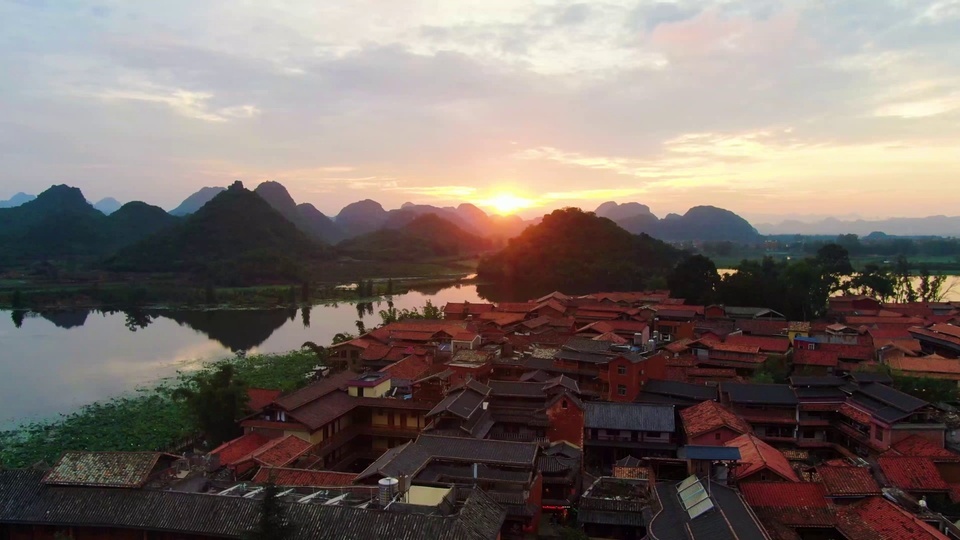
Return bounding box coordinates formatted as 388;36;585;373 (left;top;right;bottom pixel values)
757;216;960;237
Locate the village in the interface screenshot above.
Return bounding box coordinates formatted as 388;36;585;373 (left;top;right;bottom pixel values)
5;291;960;540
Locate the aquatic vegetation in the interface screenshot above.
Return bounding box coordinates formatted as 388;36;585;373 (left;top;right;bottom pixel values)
0;350;320;468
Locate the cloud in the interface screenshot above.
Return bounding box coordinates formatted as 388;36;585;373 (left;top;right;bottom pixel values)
1;0;959;220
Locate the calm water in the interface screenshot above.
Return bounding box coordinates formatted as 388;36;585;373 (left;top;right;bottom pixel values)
0;283;485;429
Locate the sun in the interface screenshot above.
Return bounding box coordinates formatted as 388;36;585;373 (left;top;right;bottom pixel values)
478;193;535;215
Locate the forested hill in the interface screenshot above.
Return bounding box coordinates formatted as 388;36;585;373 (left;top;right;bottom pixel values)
337;213;492;261
0;185;179;265
477;208;682;295
105;181;329;284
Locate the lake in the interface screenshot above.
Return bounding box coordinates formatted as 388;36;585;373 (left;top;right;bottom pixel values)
0;283;486;429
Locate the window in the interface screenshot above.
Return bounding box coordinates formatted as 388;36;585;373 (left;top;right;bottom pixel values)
617;365;627;375
808;343;815;350
617;385;627;396
715;432;721;441
874;426;884;441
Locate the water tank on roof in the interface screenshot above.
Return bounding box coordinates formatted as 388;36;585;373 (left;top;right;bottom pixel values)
379;477;399;506
653;331;660;342
633;332;644;346
648;339;656;352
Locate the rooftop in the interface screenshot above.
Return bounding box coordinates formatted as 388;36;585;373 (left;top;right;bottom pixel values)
680;400;751;439
817;465;881;497
721;383;798;406
42;452;174;489
585;402;676;432
725;434;799;482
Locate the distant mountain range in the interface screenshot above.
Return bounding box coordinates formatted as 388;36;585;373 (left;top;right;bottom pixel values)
0;192;36;208
757;216;960;237
595;201;761;243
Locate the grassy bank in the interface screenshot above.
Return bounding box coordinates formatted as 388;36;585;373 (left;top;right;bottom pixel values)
0;350;321;468
0;258;478;310
709;254;960;274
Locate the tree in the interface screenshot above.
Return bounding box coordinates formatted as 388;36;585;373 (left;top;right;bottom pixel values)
355;319;366;335
850;263;895;301
301;305;311;328
891;256;916;303
244;483;292;540
301;281;311;303
10;289;23;310
385;279;394;295
667;255;720;305
172;364;247;447
815;243;853;292
205;282;216;304
11;310;25;328
331;333;355;344
917;266;947;302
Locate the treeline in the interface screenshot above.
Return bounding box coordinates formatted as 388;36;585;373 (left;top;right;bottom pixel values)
669;244;952;320
477;208;682;297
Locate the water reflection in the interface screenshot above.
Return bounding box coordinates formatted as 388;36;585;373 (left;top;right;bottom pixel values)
0;283;497;428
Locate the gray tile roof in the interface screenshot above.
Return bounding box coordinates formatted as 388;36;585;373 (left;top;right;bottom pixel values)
648;480;769;540
642;380;718;402
585;402;676;432
563;337;618;354
721;383;798;406
1;470;505;540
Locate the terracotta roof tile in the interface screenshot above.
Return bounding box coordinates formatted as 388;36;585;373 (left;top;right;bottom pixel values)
724;335;791;354
210;433;271;467
877;456;949;492
252;467;357;487
837;496;949;540
251;435;312;467
380;354;432;381
887;356;960;377
246;388;282;412
680;400;751;439
817;465;881;496
726;433;799;482
890;435;960;461
741;481;830;508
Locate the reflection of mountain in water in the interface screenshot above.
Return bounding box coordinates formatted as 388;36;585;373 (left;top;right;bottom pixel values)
157;309;298;352
37;310;91;329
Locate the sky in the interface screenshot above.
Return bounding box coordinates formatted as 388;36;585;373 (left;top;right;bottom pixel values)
1;1;959;223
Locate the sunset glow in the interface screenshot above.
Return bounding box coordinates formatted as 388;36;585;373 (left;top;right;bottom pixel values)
476;193;537;215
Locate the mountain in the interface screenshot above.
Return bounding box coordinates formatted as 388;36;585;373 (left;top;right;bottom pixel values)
93;197;122;215
477;207;681;296
337;213;491;261
107;181;328;283
106;202;181;246
253;181;344;244
0;185;111;263
335;199;388;238
0;192;35;208
757;215;960;236
296;203;345;244
0;186;183;265
597;202;760;243
595;201;655;222
169;186;226;216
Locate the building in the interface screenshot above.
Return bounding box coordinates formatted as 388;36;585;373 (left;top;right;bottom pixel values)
0;468;506;540
647;475;771;540
720;383;799;442
725;433;800;484
583;402;678;470
680;400;752;446
356;433;542;535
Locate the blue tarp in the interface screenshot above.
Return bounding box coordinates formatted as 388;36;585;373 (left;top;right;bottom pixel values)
678;445;741;461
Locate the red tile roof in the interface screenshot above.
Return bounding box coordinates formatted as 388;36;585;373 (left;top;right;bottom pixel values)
887;356;960;378
252;467;357;487
725;335;791;354
251;434;311;467
817;465;881;497
890;435;960;461
380;353;432;381
838;403;872;424
443;302;494;316
741;481;830;508
726;433;800;482
793;348;839;366
877;456;949;492
680;400;751;439
246;388;282;412
837;496;949;540
210;433;271;467
735;319;788;336
740;482;835;528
